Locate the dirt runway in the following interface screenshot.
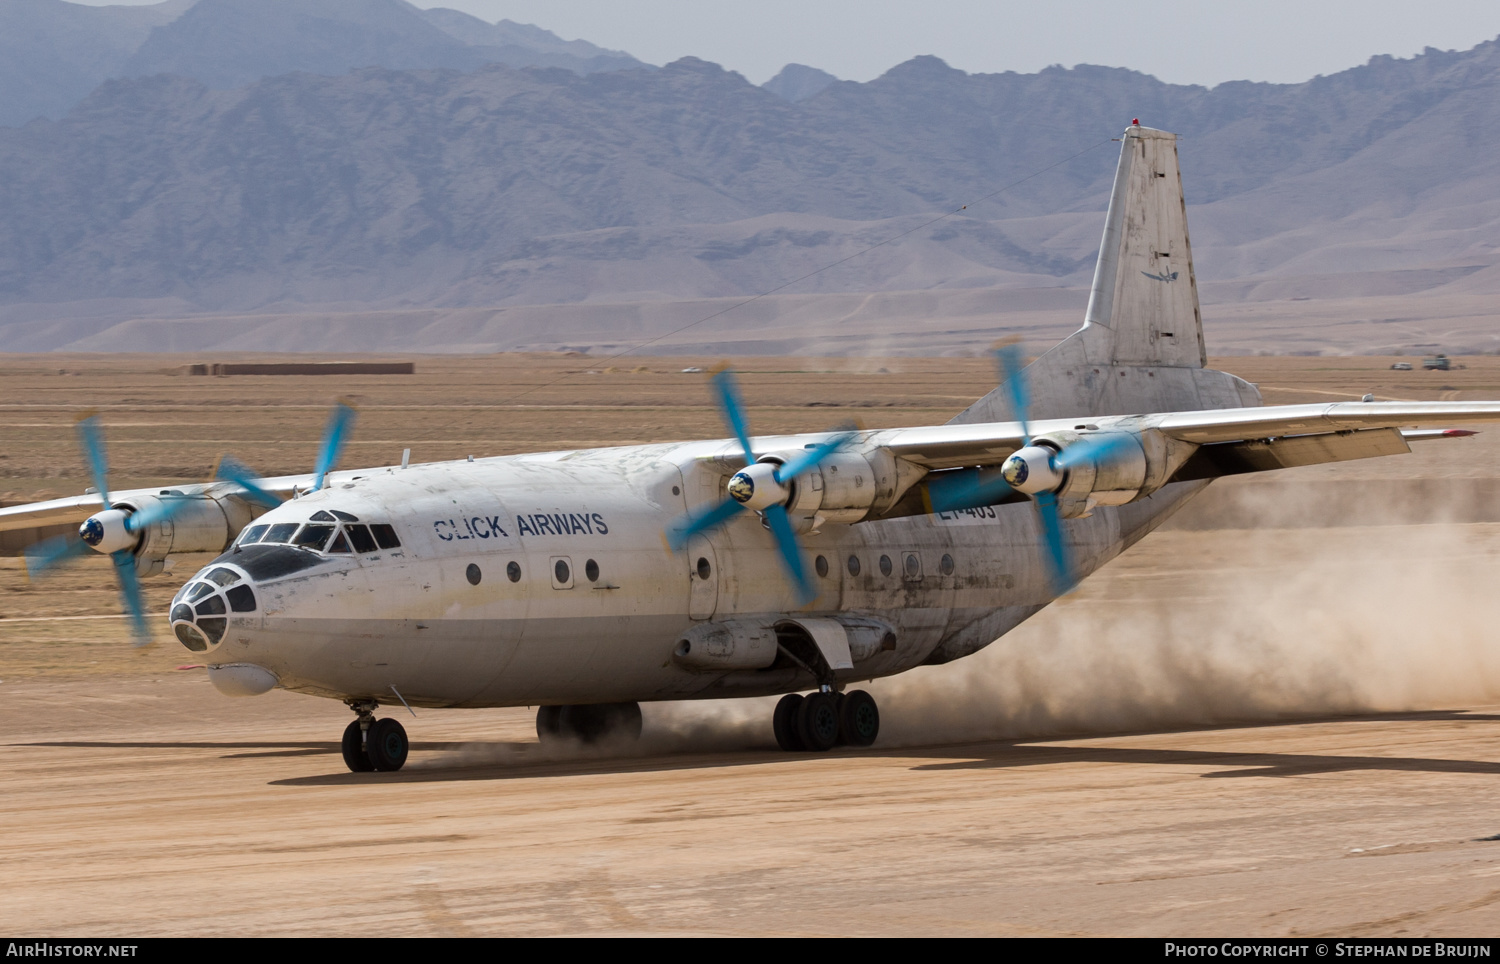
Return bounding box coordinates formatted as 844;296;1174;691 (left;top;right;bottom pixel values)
4;673;1499;936
4;354;1500;935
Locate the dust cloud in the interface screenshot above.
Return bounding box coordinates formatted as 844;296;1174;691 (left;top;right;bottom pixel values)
869;519;1500;747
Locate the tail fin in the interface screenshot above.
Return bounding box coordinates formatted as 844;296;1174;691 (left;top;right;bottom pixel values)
953;125;1259;425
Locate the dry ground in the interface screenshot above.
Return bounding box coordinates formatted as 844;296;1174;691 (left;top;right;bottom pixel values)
2;353;1499;936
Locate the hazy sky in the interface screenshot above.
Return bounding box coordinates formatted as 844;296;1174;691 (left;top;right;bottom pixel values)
76;0;1500;87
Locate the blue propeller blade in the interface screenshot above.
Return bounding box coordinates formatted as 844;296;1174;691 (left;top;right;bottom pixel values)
1054;432;1137;471
773;430;856;485
111;549;151;646
1033;492;1073;596
313;400;357;491
215;455;283;507
927;467;1017;514
667;498;746;550
23;534;90;578
710;369;757;464
76;413;112;504
763;504;815;605
995;341;1032;444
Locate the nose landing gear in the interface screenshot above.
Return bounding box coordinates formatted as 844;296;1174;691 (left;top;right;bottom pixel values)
341;699;409;772
772;689;879;752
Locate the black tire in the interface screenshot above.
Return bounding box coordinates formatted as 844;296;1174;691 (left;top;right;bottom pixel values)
838;690;880;748
536;705;563;743
558;702;643;744
341;719;373;773
773;694;805;751
365;717;409;771
796;691;841;752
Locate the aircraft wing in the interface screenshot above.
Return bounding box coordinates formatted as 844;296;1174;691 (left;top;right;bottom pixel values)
0;473;317;534
0;493;106;532
874;400;1500;470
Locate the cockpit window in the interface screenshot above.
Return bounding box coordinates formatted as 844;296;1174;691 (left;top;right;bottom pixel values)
264;522;299;544
293;524;335;549
371;524;401;549
331;509;359;522
187;582;216;602
347;524;378;554
327;530;351;554
288;524;333;545
204;567;241;587
310;510;336;522
238;524;269;546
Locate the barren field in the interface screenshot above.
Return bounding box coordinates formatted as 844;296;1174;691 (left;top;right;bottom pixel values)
2;353;1500;936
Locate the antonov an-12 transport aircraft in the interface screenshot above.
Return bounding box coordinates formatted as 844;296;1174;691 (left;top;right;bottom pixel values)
6;125;1496;772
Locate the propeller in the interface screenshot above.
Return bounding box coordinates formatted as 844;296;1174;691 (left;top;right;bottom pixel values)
667;369;855;604
26;399;359;646
24;414;193;644
930;342;1140;596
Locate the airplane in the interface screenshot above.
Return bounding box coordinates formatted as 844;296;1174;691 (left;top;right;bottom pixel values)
6;123;1499;773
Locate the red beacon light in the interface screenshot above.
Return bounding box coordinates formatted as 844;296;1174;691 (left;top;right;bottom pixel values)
1132;118;1140;125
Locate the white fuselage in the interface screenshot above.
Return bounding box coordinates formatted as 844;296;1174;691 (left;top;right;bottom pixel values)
182;440;1203;708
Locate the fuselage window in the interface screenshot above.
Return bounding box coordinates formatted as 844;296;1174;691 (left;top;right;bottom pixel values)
466;563;482;586
939;553;955;576
585;559;599;582
331;509;359;522
847;555;861;577
347;524;378;554
879;554;893;577
506;561;522;583
238;524;270;546
264;522;299;544
696;557;711;581
815;555;829;578
554;558;571;584
327;531;351;553
371;524;401;549
904;553;921;578
294;524;335;549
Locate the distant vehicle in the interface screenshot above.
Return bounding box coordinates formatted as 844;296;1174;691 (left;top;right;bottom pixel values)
1423;354;1451;371
1391;362;1414;370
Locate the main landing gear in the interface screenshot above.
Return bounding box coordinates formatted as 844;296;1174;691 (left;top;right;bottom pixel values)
772;689;879;752
536;702;644;745
341;699;409;772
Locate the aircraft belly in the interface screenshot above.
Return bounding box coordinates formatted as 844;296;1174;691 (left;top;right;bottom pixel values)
249;616;525;706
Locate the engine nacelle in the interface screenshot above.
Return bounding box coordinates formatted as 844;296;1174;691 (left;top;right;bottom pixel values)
780;449;906;530
1017;430;1191;519
83;492;259;577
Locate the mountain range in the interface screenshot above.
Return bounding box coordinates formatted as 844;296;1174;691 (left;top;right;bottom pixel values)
2;0;1499;356
0;0;644;127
